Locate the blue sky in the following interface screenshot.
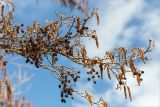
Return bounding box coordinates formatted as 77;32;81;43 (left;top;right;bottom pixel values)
5;0;160;107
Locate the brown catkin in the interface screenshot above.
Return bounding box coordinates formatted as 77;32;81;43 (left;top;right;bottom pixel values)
107;65;111;80
121;48;127;62
2;21;7;32
127;86;132;101
95;12;100;25
81;47;87;63
124;85;127;99
138;48;145;64
129;58;136;74
1;5;5;19
95;36;99;48
137;75;141;86
99;61;103;79
5;79;12;101
120;64;126;77
77;17;80;32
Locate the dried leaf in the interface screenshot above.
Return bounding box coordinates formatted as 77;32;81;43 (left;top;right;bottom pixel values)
50;22;55;28
50;22;55;33
106;65;111;80
107;52;114;62
85;91;93;105
87;59;93;68
102;100;109;107
33;20;37;30
55;22;59;31
27;26;33;33
50;22;58;32
138;48;145;64
123;85;127;99
127;86;132;101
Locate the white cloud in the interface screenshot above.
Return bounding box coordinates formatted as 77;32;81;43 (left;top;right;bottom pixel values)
85;0;143;57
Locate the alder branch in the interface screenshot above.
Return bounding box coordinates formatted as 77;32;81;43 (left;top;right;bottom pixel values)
0;1;155;107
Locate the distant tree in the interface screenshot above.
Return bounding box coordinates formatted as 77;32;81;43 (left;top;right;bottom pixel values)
51;0;89;15
0;53;31;107
0;0;154;107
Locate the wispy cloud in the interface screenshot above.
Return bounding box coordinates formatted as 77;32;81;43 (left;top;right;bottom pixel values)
85;0;143;57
